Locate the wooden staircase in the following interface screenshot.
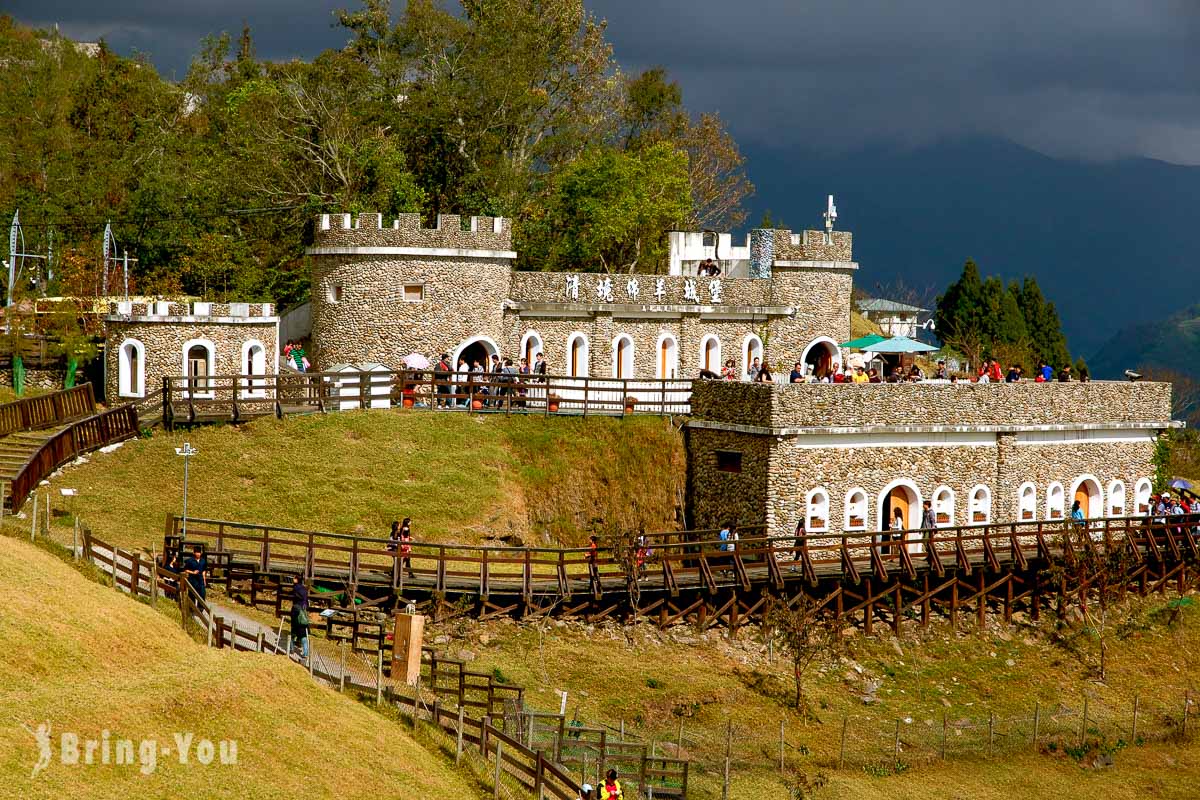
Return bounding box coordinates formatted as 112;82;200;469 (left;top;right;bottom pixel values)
0;428;60;505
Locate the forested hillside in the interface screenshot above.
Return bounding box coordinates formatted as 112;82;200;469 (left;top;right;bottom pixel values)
0;1;751;310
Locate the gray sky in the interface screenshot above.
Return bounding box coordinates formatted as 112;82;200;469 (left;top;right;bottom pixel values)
10;0;1200;164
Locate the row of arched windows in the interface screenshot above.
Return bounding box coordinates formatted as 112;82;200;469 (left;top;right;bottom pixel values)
117;338;268;399
517;329;837;380
801;477;1152;532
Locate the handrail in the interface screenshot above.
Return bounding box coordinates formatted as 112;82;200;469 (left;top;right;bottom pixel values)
8;403;140;510
0;382;95;437
161;512;1187;599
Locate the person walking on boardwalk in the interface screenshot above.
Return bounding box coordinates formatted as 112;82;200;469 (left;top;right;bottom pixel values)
387;520;401;554
290;574;310;661
597;769;623;799
399;518;414;578
182;544;207;601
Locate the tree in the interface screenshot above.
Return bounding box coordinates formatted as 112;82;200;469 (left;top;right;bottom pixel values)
934;259;985;346
519;143;691;272
765;594;836;718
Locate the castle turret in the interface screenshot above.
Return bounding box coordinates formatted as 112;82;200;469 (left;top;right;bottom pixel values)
306;212;515;369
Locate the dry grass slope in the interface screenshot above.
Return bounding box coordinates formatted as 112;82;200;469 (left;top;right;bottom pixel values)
0;535;482;800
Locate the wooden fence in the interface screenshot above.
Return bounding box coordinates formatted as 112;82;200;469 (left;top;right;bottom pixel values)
7;403;140;511
0;382;95;436
160;369;693;428
83;530;687;798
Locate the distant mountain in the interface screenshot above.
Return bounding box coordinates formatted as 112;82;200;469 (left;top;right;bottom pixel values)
739;137;1200;357
1088;305;1200;380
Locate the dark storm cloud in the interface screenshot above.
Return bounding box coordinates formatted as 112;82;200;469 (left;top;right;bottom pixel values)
10;0;1200;162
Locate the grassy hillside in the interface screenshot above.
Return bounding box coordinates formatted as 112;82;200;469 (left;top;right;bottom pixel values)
0;535;481;800
435;596;1200;800
47;410;684;551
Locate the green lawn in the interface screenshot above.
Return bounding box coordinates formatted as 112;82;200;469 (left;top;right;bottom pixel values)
45;410;683;553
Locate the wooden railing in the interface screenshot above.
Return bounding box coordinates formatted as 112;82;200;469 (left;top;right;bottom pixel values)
83;531;685;798
8;404;139;510
0;382;95;436
161;369;693;428
162;512;1198;602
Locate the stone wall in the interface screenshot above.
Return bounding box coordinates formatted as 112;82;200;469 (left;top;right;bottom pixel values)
761;436;1157;538
774;229;853;263
0;368;64;391
686;427;771;531
690;381;1174;430
509;271;774;307
104;318;279;405
311;254;511;369
312;212;512;252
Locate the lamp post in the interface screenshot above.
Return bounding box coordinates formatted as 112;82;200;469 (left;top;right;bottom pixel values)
175;442;197;539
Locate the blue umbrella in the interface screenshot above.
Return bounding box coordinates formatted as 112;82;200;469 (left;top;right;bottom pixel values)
1169;477;1192;490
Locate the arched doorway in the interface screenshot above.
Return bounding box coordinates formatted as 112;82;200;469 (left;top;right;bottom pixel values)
453;336;499;372
1070;475;1103;519
878;479;922;554
801;337;841;380
657;335;678;379
613;335;634;379
521;331;544;368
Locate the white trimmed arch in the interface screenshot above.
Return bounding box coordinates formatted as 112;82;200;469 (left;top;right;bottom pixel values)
741;333;764;377
698;333;722;374
519;330;544;367
655;332;679;379
800;336;842;379
1107;479;1126;517
806;487;830;532
240;339;268;398
181;338;216;399
117;337;145;398
565;331;590;377
1134;478;1153;514
612;334;634;379
452;335;500;371
875;478;923;531
1069;474;1103;519
932;485;955;527
1046;482;1065;520
844;487;868;531
1018;482;1037;521
969;485;992;525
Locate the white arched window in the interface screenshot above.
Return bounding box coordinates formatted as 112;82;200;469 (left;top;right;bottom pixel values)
969;485;991;525
806;488;830;533
844;488;867;531
742;333;764;378
1134;478;1153;514
612;334;634;379
1018;483;1037;521
241;340;267;398
699;334;721;374
932;486;955;527
520;330;544;368
1107;480;1126;517
1046;482;1065;520
566;333;589;377
181;339;216;399
118;338;145;398
656;334;679;379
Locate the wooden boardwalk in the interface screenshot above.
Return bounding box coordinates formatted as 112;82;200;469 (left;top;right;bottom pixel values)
158;369;693;428
162;513;1200;635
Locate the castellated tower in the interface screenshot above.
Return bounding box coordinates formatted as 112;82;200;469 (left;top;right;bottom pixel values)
752;228;856;373
307;212;515;369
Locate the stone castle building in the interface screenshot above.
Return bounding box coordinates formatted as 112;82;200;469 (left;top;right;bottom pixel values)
686;380;1178;536
104;300;278;405
306;211;855;381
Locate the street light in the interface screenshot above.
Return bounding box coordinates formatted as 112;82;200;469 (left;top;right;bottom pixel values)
175;442;198;539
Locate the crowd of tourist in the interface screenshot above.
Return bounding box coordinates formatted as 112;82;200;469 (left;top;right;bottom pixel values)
705;355;1090;385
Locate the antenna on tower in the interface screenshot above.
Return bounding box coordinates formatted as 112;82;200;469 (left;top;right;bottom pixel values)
101;222;136;301
5;210;52;307
823;195;837;244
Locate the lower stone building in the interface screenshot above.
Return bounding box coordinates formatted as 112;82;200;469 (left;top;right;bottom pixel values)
103;301;279;405
685;381;1179;538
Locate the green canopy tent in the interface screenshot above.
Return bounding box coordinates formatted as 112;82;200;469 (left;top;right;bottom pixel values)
839;333;887;350
865;336;939;354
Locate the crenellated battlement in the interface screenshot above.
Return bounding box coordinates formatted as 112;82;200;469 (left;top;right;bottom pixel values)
311;212;513;253
105;300;276;320
773;229;853;263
